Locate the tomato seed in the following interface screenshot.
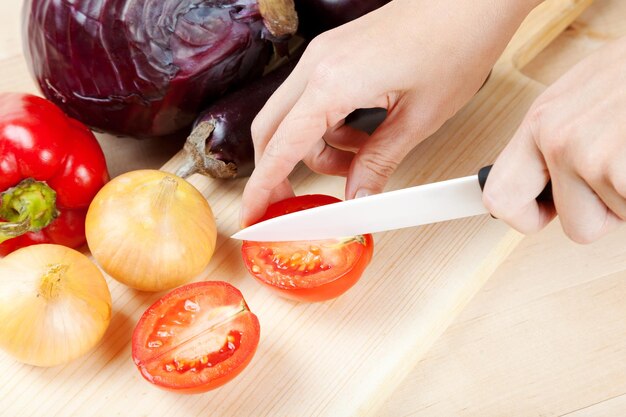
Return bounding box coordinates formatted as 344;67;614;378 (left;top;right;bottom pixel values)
184;299;200;312
161;331;243;374
290;253;302;261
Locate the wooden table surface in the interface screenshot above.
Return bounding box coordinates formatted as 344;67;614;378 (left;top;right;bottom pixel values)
381;1;626;415
1;1;626;416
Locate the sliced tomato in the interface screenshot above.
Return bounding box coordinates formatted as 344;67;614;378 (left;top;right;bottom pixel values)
131;281;260;393
242;195;374;302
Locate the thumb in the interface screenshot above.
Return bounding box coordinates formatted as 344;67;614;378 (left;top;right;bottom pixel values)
345;107;428;199
481;118;556;234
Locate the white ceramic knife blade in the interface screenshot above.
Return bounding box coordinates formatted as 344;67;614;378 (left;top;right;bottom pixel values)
231;174;489;242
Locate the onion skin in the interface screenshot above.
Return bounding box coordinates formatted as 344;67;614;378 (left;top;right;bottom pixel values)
22;0;297;138
85;170;217;292
0;244;112;367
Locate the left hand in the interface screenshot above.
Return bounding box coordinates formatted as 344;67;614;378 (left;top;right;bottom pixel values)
482;36;626;243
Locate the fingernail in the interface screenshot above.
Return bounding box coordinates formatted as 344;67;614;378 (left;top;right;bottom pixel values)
355;189;372;199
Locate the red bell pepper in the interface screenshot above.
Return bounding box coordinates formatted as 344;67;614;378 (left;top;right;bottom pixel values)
0;93;109;256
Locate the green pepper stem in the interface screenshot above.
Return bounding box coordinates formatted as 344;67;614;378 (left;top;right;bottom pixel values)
0;179;59;244
0;217;32;244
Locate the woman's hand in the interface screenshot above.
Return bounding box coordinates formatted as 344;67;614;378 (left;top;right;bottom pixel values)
240;0;541;226
483;36;626;243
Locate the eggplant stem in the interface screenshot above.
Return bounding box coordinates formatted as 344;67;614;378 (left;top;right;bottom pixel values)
258;0;298;38
175;160;197;180
178;120;238;179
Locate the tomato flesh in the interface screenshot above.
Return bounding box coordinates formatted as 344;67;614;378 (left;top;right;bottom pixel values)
132;281;260;393
242;195;374;302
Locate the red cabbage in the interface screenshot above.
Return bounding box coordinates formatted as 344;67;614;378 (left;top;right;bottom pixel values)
22;0;297;138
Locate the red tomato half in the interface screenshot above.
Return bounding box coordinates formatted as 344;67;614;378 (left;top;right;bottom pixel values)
131;281;260;393
242;195;374;302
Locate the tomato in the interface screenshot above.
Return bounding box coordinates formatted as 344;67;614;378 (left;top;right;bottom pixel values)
242;195;374;302
131;281;260;393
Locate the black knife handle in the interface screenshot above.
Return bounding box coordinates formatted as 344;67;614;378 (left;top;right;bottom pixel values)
478;165;553;204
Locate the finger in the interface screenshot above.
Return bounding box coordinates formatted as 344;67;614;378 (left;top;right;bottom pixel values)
242;78;355;226
582;146;626;220
589;183;626;221
550;169;622;244
345;105;432;199
323;124;370;152
251;58;316;164
240;178;294;227
303;139;355;176
482;122;556;234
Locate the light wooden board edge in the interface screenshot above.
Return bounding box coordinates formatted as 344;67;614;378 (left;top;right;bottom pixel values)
507;0;595;69
359;229;524;417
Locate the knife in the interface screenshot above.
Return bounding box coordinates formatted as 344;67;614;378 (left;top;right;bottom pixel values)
231;166;552;242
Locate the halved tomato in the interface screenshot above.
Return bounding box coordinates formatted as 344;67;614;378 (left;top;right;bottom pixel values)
131;281;260;393
242;195;374;302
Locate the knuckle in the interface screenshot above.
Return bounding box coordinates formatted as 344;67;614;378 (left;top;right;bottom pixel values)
607;163;626;198
309;60;339;92
306;31;341;56
612;175;626;199
356;150;399;183
263;135;286;162
577;147;609;184
481;181;513;219
306;33;331;56
250;116;266;144
481;185;502;217
526;101;549;133
527;103;568;164
304;143;326;171
561;223;602;245
539;128;570;165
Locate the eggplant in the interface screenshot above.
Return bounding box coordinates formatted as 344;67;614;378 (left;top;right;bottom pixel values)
176;59;298;179
295;0;391;37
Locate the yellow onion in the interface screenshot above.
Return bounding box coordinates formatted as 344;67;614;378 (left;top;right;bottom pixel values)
0;244;112;367
86;170;217;292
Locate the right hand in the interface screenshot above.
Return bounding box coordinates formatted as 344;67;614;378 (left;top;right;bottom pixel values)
241;0;541;226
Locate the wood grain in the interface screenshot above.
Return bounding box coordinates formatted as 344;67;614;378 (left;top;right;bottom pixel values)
380;222;626;417
0;1;602;416
381;0;626;415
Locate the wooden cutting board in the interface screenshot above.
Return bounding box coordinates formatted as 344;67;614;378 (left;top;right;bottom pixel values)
0;1;593;416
